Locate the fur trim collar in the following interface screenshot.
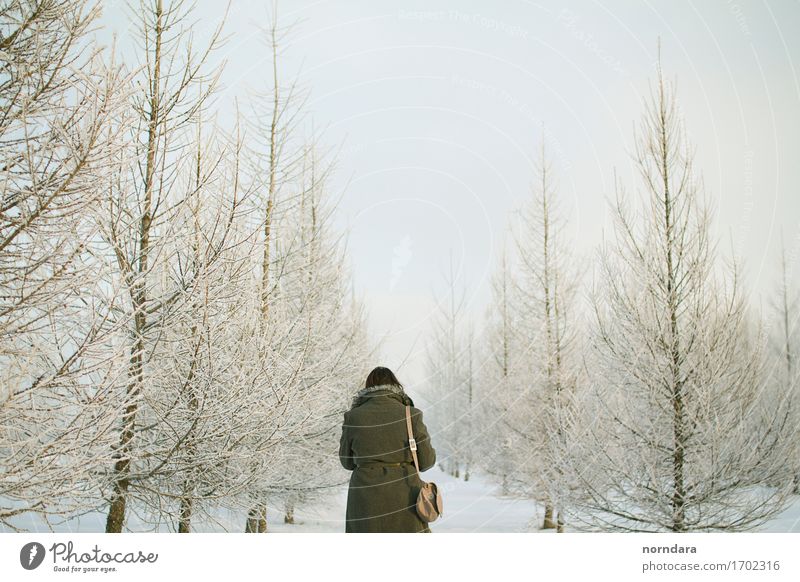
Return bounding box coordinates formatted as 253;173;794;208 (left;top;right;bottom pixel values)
351;383;409;408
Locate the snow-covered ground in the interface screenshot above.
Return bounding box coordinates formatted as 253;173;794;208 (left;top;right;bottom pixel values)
4;467;800;532
259;467;800;533
260;467;546;533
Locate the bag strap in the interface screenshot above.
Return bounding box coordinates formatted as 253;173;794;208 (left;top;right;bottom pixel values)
405;405;421;475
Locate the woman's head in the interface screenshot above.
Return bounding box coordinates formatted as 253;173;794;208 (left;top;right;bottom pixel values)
365;366;403;390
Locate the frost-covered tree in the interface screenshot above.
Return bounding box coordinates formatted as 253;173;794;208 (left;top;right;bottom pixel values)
128;118;274;533
267;145;372;525
473;244;520;495
569;60;796;532
98;0;229;533
2;0;376;535
509;141;581;532
0;0;129;529
240;3;315;533
425;253;473;478
477;141;582;532
768;241;800;494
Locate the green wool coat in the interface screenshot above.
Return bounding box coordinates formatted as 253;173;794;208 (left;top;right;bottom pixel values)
338;386;436;533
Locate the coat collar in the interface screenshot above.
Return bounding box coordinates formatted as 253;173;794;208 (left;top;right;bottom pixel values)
351;383;412;408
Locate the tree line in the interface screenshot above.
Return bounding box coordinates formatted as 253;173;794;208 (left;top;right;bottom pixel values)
425;53;800;532
1;0;374;533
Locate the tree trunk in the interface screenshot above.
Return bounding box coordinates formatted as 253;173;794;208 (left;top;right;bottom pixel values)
556;509;565;533
178;491;192;533
105;329;144;533
245;503;267;533
542;504;556;529
671;390;687;532
284;502;295;524
105;473;129;533
779;248;799;498
106;0;163;534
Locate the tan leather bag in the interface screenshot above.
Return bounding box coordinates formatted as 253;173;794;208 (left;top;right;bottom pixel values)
405;405;443;522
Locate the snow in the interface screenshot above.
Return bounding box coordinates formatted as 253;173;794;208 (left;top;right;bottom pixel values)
4;467;799;532
757;494;800;532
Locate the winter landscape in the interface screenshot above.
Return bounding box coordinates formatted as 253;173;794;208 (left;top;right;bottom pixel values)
2;0;799;535
6;467;800;533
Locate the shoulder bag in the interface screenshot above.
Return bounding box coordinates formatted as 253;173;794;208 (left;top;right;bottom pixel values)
405;405;444;522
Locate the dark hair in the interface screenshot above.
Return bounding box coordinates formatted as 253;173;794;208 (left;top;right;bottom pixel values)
365;366;404;390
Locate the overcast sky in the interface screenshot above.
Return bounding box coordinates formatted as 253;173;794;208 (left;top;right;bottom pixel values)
101;0;800;395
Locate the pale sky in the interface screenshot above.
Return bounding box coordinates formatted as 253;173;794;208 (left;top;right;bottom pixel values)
99;0;800;395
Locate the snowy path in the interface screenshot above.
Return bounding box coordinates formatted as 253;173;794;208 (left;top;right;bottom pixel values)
264;466;545;533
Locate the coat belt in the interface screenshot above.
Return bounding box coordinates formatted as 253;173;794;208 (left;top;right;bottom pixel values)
356;461;412;468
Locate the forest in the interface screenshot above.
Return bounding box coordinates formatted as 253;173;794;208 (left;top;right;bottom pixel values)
1;0;798;533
